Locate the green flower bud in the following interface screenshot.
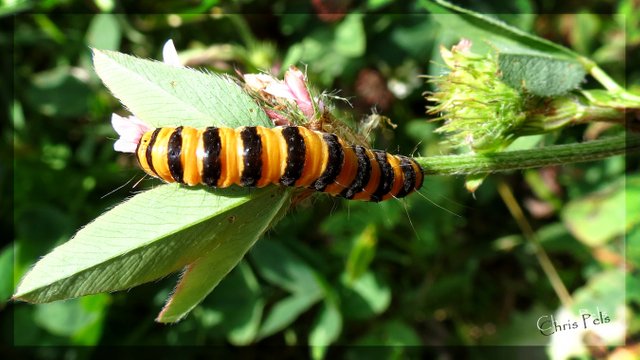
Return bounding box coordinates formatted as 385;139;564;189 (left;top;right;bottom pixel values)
426;40;631;153
426;40;526;152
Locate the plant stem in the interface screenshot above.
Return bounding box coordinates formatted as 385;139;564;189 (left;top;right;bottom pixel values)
583;61;640;103
589;64;623;92
496;180;573;309
415;133;639;176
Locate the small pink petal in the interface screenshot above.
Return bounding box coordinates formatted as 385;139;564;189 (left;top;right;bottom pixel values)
452;38;472;53
114;138;138;153
284;66;313;117
284;67;309;100
111;113;152;153
244;73;279;91
264;83;296;100
296;100;314;118
162;39;182;67
264;109;292;126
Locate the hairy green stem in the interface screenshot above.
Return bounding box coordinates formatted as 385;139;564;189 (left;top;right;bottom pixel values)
415;134;639;176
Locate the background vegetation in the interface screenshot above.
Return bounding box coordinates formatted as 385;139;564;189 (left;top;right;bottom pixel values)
4;0;639;358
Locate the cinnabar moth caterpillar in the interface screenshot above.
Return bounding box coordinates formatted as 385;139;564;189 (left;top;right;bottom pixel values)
128;124;423;202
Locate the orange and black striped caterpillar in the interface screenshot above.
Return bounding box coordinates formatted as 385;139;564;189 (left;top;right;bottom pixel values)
136;126;423;202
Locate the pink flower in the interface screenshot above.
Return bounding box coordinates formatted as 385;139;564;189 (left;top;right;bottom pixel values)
244;66;315;120
264;109;292;126
282;67;313;118
263;67;313;118
452;38;472;53
112;113;152;153
244;73;280;91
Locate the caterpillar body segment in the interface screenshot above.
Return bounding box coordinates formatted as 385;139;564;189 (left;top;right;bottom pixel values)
135;125;423;202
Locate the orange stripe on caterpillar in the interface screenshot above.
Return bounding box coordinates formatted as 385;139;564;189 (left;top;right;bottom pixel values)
115;121;423;202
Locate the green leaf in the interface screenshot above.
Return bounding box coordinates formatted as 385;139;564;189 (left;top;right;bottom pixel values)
224;263;264;345
498;53;586;96
340;271;390;320
15;204;73;245
562;176;638;247
571;269;624;325
282;15;365;86
628;223;640;269
94;0;115;12
421;0;582;61
27;66;91;117
85;14;121;51
249;239;324;339
320;201;406;242
194;261;264;344
523;170;562;211
14;49;286;322
628;174;640;228
0;0;31;16
250;239;323;295
334;14;365;58
354;319;421;346
309;301;342;359
33;294;110;345
257;292;321;339
479;304;551;345
92;49;270;128
627;263;640;304
156;190;288;323
505;134;544;151
568;13;601;55
464;173;487;193
0;244;14;307
13;185;286;304
366;0;393;10
345;224;377;283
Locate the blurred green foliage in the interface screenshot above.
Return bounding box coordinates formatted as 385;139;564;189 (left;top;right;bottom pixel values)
5;0;639;358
